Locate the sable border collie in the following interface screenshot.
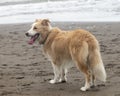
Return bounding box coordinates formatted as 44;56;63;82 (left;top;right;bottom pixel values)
25;19;106;91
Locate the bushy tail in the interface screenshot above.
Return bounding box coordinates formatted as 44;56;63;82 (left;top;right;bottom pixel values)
89;49;107;82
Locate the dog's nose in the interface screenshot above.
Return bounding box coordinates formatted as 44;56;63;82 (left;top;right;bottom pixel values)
25;33;29;36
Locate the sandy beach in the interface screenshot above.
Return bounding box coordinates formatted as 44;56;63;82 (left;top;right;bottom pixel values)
0;22;120;96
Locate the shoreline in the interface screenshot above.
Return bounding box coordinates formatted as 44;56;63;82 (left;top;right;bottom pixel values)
0;22;120;96
0;21;120;25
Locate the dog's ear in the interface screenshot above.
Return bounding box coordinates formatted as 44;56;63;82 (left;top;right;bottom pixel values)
41;19;50;26
35;19;40;22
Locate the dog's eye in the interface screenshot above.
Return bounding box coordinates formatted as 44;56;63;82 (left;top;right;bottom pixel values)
34;27;37;29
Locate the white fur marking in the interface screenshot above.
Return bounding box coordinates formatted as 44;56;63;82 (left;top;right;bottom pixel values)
28;23;37;36
80;80;90;91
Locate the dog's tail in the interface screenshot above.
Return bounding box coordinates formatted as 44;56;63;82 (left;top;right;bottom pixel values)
88;45;107;82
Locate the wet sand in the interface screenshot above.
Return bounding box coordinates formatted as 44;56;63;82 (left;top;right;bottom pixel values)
0;22;120;96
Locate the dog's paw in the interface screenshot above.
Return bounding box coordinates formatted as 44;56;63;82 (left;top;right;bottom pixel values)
49;80;56;84
90;85;95;88
59;79;67;83
80;87;88;91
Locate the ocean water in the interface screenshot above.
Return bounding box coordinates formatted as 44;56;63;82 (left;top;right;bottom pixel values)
0;0;120;24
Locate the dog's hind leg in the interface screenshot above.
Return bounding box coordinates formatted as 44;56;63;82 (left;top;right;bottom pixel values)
76;61;91;91
71;42;91;91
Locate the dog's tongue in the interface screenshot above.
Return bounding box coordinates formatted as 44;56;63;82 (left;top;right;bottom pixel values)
28;37;35;45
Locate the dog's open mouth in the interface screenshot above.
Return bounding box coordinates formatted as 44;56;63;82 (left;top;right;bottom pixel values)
28;33;39;45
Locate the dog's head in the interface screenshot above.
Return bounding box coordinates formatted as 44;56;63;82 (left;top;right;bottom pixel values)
26;19;51;45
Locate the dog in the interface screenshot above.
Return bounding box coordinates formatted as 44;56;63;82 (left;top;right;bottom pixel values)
25;19;106;91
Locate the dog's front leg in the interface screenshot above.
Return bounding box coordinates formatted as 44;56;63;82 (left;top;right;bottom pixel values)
49;64;61;84
59;68;68;83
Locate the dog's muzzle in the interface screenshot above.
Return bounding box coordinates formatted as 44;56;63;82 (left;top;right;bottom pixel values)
25;32;40;45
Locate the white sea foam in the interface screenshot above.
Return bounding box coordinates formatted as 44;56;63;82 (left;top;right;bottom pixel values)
0;0;120;24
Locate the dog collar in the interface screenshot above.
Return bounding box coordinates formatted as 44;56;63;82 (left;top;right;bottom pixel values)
39;31;51;45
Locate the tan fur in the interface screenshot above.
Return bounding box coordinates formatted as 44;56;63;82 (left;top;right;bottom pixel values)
26;19;106;91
